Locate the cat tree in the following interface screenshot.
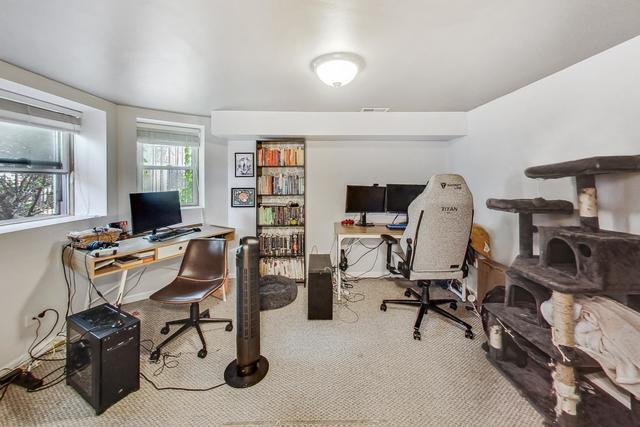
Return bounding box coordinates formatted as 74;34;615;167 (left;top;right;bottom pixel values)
484;155;640;426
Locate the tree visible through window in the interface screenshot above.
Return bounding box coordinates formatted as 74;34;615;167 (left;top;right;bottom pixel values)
137;123;200;206
0;121;71;224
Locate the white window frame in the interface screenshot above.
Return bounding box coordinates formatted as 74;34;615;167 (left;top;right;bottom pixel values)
0;121;75;227
135;119;204;208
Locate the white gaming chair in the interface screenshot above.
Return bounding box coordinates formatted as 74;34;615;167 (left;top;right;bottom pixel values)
380;174;474;340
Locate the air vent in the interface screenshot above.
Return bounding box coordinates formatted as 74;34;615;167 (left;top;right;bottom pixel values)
360;107;390;112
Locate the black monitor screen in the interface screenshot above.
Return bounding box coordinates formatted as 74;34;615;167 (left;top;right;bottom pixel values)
386;184;426;213
129;191;182;234
345;185;386;213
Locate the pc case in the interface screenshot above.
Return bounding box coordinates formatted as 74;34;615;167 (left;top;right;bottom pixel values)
66;304;140;414
308;254;333;319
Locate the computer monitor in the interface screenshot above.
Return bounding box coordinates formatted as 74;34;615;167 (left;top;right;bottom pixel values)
385;184;426;214
345;185;386;226
129;191;182;235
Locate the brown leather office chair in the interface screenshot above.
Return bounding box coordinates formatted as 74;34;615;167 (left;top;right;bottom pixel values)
149;238;233;361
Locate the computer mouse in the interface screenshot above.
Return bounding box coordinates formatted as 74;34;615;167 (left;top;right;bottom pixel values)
193;227;202;232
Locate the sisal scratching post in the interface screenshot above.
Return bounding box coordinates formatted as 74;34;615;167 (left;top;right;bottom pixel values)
551;291;579;426
576;175;599;231
488;324;504;360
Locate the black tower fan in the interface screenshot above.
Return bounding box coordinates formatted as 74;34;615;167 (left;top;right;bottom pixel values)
224;236;269;387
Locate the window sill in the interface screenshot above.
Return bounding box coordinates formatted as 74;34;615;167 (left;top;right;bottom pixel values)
181;206;203;211
0;214;104;235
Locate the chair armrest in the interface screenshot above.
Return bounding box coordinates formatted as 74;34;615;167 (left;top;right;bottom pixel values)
381;234;398;245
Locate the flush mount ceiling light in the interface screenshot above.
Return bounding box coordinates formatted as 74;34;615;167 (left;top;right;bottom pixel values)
311;52;364;87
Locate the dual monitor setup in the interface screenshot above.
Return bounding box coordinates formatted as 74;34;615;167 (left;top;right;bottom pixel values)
129;191;199;241
345;183;425;227
130;183;425;239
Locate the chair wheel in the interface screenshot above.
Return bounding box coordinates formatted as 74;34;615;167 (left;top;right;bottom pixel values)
449;302;458;310
465;330;474;339
413;331;421;340
198;349;207;358
225;323;233;332
149;350;160;362
380;303;387;312
404;289;412;297
160;326;170;335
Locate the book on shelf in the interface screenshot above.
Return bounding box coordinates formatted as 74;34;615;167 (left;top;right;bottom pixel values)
113;255;144;268
258;231;304;257
257;146;304;167
259;257;305;281
258;205;304;226
257;174;304;195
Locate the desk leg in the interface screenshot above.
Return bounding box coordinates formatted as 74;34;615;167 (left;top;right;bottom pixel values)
336;235;342;301
115;270;128;308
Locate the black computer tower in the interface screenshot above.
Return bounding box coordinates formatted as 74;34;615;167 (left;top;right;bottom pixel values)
308;254;333;320
66;304;140;414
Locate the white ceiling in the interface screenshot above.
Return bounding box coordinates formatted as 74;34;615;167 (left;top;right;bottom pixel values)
1;0;640;115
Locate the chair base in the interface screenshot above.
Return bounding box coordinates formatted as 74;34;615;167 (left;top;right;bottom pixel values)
150;302;232;361
380;282;474;341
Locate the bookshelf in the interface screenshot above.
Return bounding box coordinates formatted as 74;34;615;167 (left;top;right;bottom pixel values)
256;139;306;284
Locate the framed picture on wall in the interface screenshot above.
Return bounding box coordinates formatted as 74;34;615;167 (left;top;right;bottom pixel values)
231;188;255;208
235;152;254;177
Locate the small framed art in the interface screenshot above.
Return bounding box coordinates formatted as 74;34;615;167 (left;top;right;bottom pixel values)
235;152;254;177
231;187;255;207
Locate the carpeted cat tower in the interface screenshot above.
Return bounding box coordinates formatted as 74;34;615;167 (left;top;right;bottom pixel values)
483;155;640;426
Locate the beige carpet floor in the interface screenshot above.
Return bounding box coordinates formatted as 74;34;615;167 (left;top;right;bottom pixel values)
1;278;543;426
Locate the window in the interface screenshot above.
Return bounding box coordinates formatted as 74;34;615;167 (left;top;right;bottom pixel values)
0;92;80;226
136;122;201;207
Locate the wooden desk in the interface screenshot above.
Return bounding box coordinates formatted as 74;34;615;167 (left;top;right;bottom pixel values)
66;224;235;307
334;222;404;300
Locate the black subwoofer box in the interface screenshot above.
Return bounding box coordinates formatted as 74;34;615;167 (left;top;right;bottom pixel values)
308;254;333;320
66;304;140;414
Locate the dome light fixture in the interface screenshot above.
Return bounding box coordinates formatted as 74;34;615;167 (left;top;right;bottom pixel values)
311;52;364;87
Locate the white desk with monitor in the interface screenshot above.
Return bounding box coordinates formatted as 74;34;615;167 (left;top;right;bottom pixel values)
334;222;404;301
65;224;235;308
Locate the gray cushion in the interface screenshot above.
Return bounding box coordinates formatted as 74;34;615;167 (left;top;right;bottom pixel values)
259;275;298;311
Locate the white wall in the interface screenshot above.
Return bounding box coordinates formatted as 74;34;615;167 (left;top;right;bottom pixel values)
212;111;467;141
226;139;451;277
226;140;257;276
450;35;640;265
0;60;119;369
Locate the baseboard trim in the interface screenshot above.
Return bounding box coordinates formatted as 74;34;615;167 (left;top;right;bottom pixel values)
2;335;63;374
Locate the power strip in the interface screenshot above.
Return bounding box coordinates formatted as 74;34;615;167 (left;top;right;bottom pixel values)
0;368;21;387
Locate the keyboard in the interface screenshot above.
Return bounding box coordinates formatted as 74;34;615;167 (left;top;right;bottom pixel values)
386;223;407;230
147;228;196;242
